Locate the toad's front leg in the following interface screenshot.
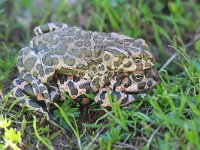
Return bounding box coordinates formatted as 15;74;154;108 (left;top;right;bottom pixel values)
94;88;137;107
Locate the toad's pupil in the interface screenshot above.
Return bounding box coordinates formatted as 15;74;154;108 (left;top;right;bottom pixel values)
136;74;143;78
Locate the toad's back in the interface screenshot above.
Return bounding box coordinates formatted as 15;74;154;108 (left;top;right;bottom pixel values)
29;24;154;76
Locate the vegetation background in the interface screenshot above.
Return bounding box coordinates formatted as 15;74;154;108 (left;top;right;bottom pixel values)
0;0;200;149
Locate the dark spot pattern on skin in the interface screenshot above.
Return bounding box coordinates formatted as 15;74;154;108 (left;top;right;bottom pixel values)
123;77;132;88
51;57;59;65
138;82;146;90
147;80;153;87
45;68;54;74
111;91;121;101
36;64;45;77
51;93;60;102
92;77;100;89
98;64;105;71
17;57;23;67
83;49;93;57
29;100;43;108
14;78;24;86
79;82;92;93
100;91;107;100
104;54;110;61
94;49;102;58
36;64;43;71
36;41;48;52
54;46;68;55
23;74;34;82
144;70;153;78
33;71;39;78
63;56;75;66
97;100;103;105
121;96;128;104
153;76;159;82
103;76;110;86
24;84;34;97
68;81;78;95
73;76;80;82
76;64;88;70
39;70;45;77
79;82;90;89
68;48;83;58
24;57;37;71
15;89;24;97
39;86;46;92
116;72;126;80
112;79;122;90
57;74;68;84
18;78;25;84
42;54;52;66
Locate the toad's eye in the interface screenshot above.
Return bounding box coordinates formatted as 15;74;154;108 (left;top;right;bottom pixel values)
132;56;142;63
132;74;144;82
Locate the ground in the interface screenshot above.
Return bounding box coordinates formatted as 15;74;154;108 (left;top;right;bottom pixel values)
0;0;200;149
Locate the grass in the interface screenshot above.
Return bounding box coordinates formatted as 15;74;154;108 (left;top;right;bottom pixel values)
0;0;200;149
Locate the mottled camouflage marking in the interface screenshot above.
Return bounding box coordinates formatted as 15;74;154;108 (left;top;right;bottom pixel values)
10;22;159;112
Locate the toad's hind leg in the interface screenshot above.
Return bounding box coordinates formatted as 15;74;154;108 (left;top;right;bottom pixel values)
94;89;136;107
33;23;69;35
10;78;48;114
11;77;61;110
19;72;51;110
17;47;56;110
10;78;63;127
